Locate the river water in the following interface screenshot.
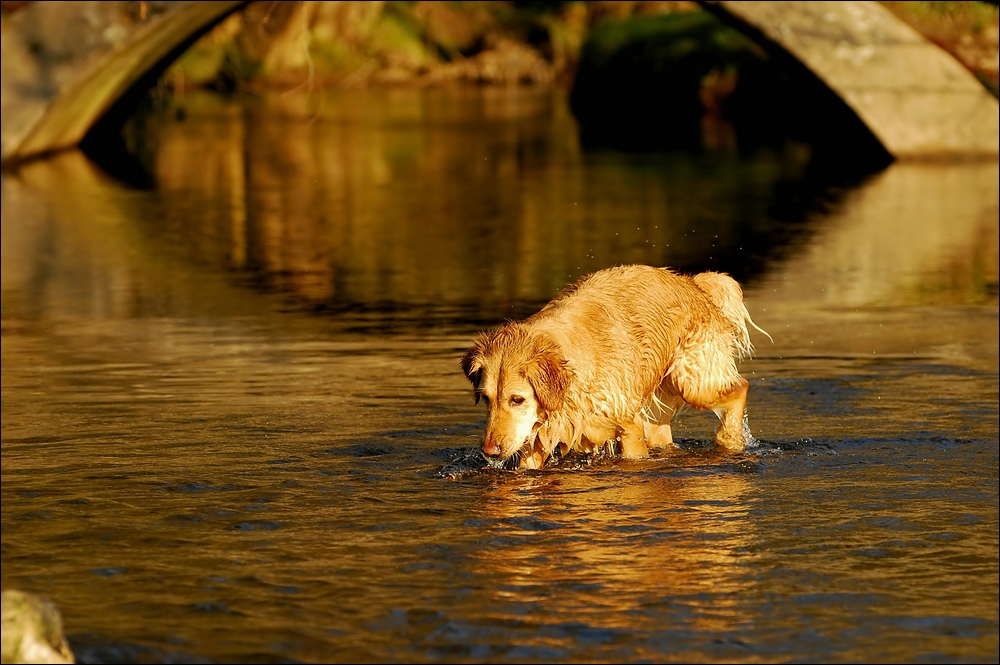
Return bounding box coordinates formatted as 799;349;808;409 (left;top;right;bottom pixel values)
2;87;997;663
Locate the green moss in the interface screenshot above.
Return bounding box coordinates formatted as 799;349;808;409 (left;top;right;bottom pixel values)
308;39;370;77
369;9;432;67
887;1;999;33
171;40;231;86
590;11;763;68
221;45;264;83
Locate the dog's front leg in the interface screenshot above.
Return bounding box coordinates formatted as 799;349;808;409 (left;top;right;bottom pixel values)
518;436;550;470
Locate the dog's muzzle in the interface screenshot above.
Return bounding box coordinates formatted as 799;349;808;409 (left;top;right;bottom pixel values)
482;439;503;458
481;430;539;468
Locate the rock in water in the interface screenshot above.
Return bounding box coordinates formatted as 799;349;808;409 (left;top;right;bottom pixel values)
1;590;74;664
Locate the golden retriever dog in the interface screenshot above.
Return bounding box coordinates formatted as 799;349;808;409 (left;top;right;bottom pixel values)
461;265;770;469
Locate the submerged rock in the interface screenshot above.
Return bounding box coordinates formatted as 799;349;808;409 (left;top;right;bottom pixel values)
1;590;74;664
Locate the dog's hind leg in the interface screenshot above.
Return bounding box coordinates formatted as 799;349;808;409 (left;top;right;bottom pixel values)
617;421;648;459
645;423;673;449
708;378;749;451
669;327;752;451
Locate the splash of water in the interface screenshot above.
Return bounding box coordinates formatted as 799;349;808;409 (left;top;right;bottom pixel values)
742;410;760;449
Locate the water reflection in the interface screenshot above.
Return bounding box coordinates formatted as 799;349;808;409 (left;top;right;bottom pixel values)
137;87;998;319
4;152;275;324
128;87;845;320
8;87;996;327
471;468;756;638
2;85;997;664
752;161;999;307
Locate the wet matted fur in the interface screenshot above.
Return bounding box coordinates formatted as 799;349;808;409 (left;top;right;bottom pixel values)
461;265;770;469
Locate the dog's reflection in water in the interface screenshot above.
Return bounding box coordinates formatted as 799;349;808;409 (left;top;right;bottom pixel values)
467;466;758;635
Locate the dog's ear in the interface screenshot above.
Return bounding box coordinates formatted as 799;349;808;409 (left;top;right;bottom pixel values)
525;336;571;413
460;346;484;404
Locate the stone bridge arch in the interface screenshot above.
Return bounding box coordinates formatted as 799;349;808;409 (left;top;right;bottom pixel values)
1;0;996;167
1;1;245;167
701;1;999;158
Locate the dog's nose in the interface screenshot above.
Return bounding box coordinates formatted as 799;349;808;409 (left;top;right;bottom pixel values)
482;440;502;458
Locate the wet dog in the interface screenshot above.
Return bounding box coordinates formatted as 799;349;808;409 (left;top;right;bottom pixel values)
461;265;769;469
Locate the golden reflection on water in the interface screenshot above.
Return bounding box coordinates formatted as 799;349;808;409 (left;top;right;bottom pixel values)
6;87;996;329
134;87;826;315
751;160;999;308
139;87;1000;323
471;468;756;638
741;159;999;368
5;150;274;323
150;88;591;309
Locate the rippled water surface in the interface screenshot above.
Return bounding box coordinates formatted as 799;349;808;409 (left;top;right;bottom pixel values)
2;87;998;663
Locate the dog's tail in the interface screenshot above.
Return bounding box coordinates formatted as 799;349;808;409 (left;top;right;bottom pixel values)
692;271;772;359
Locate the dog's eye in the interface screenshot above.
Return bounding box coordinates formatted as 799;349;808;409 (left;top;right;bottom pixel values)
510;395;525;406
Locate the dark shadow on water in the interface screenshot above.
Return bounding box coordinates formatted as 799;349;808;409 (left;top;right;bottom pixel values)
657;152;884;285
72;634;205;665
64;84;890;322
80;127;156;190
436;435;817;480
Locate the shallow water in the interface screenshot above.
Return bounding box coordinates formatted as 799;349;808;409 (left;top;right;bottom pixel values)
2;87;997;663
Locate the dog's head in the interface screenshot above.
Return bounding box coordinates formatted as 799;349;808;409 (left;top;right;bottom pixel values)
461;324;571;467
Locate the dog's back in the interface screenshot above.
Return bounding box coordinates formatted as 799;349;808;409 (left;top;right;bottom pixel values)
524;266;749;443
528;265;735;383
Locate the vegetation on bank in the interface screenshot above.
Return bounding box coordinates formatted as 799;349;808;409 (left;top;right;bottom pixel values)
882;1;999;96
160;1;999;97
164;0;595;90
